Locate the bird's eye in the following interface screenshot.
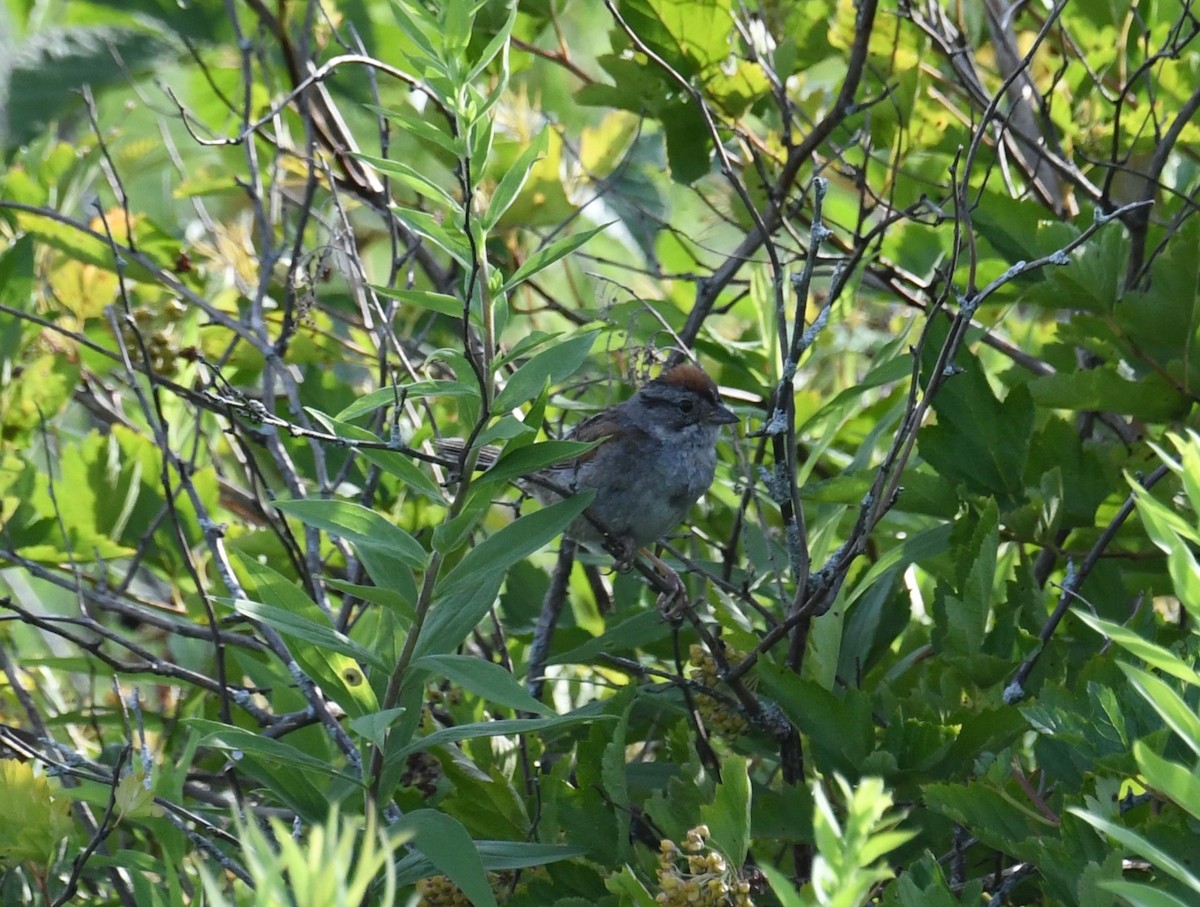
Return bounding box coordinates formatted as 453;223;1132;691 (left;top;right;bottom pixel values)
678;398;696;414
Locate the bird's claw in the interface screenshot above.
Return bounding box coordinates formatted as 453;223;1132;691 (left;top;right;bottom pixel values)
648;553;688;620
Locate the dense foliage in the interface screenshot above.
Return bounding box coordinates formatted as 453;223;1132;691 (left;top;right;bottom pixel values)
2;0;1200;904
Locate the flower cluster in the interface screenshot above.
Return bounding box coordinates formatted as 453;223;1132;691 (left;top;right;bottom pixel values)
688;643;749;736
654;825;754;906
415;874;472;907
416;870;515;906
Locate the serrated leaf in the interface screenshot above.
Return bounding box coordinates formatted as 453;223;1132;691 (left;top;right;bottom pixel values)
920;331;1033;503
0;759;73;864
926;781;1053;853
114;772;163;821
1029;369;1185;421
701;755;750;866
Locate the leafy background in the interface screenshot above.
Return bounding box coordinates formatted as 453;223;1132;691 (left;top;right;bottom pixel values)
2;0;1200;905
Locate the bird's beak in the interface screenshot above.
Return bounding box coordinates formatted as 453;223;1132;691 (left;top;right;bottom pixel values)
711;404;738;425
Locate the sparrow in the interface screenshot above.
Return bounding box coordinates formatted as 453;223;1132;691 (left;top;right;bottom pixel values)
441;363;737;606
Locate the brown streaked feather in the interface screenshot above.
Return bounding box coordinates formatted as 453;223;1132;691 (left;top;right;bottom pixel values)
567;414;626;464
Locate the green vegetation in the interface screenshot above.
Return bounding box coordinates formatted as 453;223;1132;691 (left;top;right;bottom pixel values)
3;0;1200;903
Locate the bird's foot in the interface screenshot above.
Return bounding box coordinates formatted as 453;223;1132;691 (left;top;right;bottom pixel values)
645;550;688;619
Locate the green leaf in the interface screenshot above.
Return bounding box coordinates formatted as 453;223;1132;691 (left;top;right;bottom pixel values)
393;840;586;887
188;719;353;821
390;1;443;67
759;863;807;907
925;781;1054;853
842;523;953;610
935;500;998;655
1069;807;1200;895
367;106;461;155
394;712;612;761
501;224;609;292
391;206;471;265
701;755;750;866
436;493;592;595
1099;880;1193;907
1171;431;1200;516
415;494;592;658
468;109;495;174
1074;611;1200;685
349;708;407;749
493;331;598;412
1132;480;1200;548
372;286;464;317
1120;663;1200;759
396;810;497;907
0;759;73;865
352;447;445;502
414;571;504;659
547;610;673;665
336;378;479;422
275;498;427;570
621;0;734;72
1134;741;1200;818
603;866;660;907
230;596;384;671
444;0;475;54
759;666;873;773
232;556;383;718
300;409;444;502
466;1;517;82
1029;369;1186;422
662;99;713;183
470;440;598;491
484;130;547;231
920;335;1034;504
411;654;553;716
353;154;461;210
7;26;178;149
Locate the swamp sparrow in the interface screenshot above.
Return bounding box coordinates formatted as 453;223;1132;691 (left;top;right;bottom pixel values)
442;363;738;566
